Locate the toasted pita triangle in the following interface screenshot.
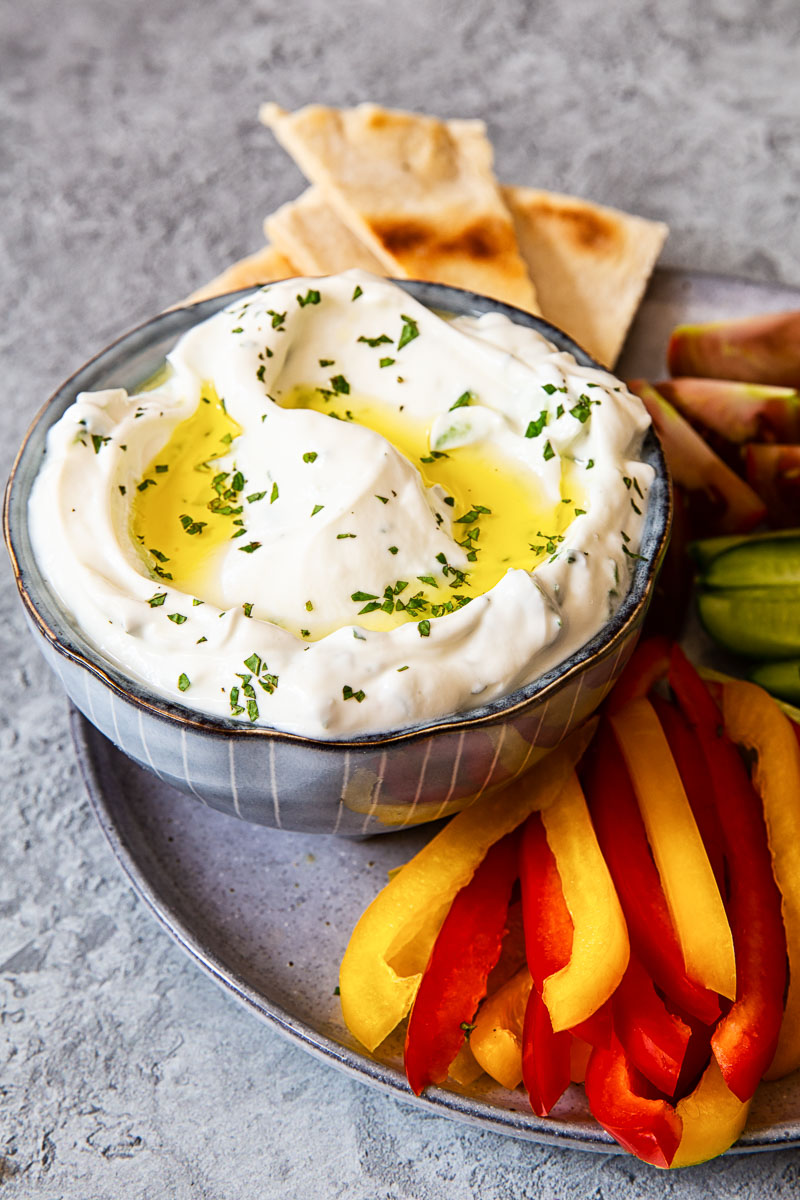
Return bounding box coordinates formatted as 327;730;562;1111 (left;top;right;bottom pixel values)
260;102;540;314
180;243;295;306
265;188;385;275
503;186;668;366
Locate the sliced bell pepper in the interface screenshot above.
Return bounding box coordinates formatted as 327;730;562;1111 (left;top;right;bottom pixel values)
581;719;721;1025
539;772;629;1031
612;953;692;1098
671;1058;751;1168
721;679;800;1081
522;984;572;1117
447;1041;484;1087
519;810;573;1113
339;723;594;1051
609;697;736;1001
650;694;726;896
469;966;531;1090
669;646;787;1101
584;1036;683;1168
404;832;518;1095
605;635;672;715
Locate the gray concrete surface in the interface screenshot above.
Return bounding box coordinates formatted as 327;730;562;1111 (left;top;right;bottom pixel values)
3;1;800;1196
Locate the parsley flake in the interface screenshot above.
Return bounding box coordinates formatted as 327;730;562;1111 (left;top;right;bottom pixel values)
525;411;548;438
357;333;393;347
543;441;555;462
270;482;279;503
297;289;321;307
311;504;324;516
330;374;350;394
239;541;262;554
342;685;366;703
379;357;395;368
417;619;431;638
167;613;187;624
351;285;363;301
303;452;318;463
147;592;167;608
178;673;191;692
397;314;419;351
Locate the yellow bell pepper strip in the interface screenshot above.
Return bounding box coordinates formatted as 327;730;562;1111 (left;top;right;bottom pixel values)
609;697;737;1001
470;966;531;1090
339;722;595;1053
669;646;787;1101
721;679;800;1081
404;832;518;1095
670;1059;751;1168
539;772;629;1031
584;1036;683;1168
446;1041;484;1087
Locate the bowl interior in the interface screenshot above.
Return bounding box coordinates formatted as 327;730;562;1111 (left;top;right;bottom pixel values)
5;279;671;745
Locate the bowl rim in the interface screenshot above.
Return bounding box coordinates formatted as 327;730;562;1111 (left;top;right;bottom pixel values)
4;277;672;748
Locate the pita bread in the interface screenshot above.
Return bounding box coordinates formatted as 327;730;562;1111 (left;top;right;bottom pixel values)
180;243;295;306
260;102;540;314
503;186;668;367
265;187;386;275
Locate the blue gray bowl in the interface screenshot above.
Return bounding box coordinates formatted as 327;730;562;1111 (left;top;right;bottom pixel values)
5;281;671;835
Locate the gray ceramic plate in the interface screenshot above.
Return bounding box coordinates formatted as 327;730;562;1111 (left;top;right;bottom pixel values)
75;268;800;1155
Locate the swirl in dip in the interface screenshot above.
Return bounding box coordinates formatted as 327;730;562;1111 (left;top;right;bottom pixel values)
29;272;653;738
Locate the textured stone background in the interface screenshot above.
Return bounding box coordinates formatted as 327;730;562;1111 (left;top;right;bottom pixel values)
3;1;800;1196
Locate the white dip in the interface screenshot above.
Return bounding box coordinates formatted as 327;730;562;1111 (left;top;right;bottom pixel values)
29;271;653;737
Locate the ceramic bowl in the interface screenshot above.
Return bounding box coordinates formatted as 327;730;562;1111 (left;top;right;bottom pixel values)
5;281;671;835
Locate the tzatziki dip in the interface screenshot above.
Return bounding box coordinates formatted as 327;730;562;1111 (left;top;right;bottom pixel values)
29;271;653;738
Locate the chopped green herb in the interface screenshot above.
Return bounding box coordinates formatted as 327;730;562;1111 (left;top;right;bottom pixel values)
192;598;203;606
417;575;438;587
247;490;267;503
196;636;207;644
525;411;548;438
622;545;646;561
379;357;395;368
267;309;287;329
351;591;377;603
318;358;334;367
574;507;586;517
543;441;555;462
137;478;156;492
311;504;324;516
586;459;595;469
351;285;363;301
246;698;259;722
388;546;399;555
303;452;318;463
178;673;191;692
357;333;393;347
398;314;419;351
337;532;357;539
343;685;366;703
330;374;350;394
417;619;431;637
301;629;310;638
149;548;169;563
256;365;266;382
243;602;253;617
118;485;126;496
297;289;321;307
221;432;233;445
450;391;475;411
270;482;279;503
231;326;243;334
542;383;557;395
375;495;389;504
397;665;409;672
239;541;262;554
167;613;187;624
91;434;110;454
147;592;167;608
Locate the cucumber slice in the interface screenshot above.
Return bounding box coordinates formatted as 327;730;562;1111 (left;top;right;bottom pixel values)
697;585;800;658
703;536;800;589
690;527;800;572
749;659;800;704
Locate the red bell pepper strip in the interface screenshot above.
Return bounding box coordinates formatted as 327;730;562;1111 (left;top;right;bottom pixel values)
581;720;721;1025
650;694;727;897
605;635;672;715
519;812;573;1114
584;1036;683;1168
404;832;518;1096
668;646;787;1101
612;952;692;1097
521;985;573;1117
